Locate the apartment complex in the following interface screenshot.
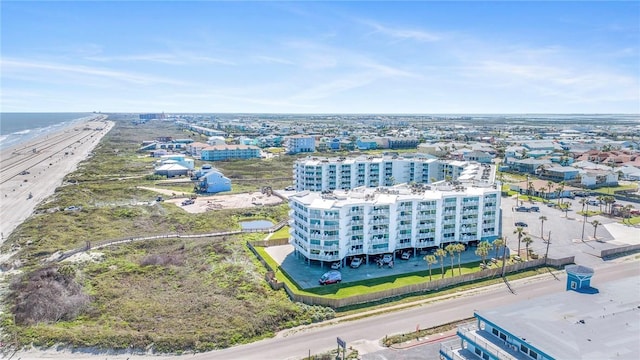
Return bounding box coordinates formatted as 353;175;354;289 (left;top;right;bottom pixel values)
286;135;316;154
200;144;261;161
289;183;501;265
294;155;488;192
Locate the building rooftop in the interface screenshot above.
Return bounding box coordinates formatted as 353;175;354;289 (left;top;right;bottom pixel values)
476;275;640;359
291;182;499;208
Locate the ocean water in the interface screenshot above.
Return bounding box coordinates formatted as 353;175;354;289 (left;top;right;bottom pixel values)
0;112;94;150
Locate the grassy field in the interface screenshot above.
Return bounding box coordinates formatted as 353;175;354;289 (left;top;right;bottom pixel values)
1;118;331;353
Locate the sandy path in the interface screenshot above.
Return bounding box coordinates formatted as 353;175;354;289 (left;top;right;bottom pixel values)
0;115;114;242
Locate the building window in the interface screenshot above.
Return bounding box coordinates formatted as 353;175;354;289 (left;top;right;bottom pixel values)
571;281;577;289
521;344;529;353
492;328;498;336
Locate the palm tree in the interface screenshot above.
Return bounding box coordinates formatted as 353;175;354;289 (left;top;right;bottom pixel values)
556;181;565;205
492;237;505;258
475;241;491;266
579;198;589;241
513;226;525;257
434;248;447;279
596;195;605;213
424;255;437;281
539;216;547;239
560;202;571;218
454;243;466;276
522;236;533;260
444;244;457;277
623;204;634;224
591;220;601;240
546;181;554;200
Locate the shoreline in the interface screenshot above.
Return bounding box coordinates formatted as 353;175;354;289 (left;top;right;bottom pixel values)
0;115;114;242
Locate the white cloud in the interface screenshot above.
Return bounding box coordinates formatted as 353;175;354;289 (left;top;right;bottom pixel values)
362;20;441;42
1;58;189;86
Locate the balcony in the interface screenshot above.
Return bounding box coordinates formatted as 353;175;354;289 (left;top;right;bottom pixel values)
308;253;341;262
370;220;389;226
346;229;364;236
457;323;528;360
369;229;389;236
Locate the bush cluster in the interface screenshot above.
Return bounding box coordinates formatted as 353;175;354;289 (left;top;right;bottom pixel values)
9;266;91;325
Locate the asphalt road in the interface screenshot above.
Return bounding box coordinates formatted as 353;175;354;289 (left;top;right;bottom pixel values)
184;259;639;360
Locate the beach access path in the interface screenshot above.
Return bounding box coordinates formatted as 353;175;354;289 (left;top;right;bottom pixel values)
0;115;114;243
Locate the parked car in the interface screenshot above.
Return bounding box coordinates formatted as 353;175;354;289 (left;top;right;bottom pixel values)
181;199;195;206
319;270;342;285
587;199;600;206
515;206;530;212
401;251;411;260
529;206;540;212
350;257;363;268
514;221;528;227
382;253;393;264
285;186;295;191
330;261;341;270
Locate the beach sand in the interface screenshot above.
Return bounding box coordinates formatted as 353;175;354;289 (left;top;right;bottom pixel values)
0;115;114;243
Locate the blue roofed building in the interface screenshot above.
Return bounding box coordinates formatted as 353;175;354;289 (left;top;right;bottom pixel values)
440;274;640;360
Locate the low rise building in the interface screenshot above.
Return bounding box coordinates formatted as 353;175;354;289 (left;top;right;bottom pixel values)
440;271;639;360
286;135;316;154
200;144;261;161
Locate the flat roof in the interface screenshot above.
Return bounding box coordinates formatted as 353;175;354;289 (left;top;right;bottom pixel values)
477;275;640;359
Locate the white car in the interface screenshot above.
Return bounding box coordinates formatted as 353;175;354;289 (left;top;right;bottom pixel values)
350;257;363;268
401;251;411;260
331;262;341;270
382;253;393;264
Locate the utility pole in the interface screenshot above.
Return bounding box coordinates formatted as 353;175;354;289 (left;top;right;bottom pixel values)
544;231;551;266
501;237;508;277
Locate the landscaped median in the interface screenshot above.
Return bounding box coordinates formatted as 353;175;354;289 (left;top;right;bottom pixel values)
248;242;574;309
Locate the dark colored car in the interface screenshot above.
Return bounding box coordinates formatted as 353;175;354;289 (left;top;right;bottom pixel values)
515;206;530;212
514;221;528;227
529;206;540;212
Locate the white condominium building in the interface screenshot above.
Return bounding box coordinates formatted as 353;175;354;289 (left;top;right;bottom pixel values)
289;183;501;266
293;155;481;192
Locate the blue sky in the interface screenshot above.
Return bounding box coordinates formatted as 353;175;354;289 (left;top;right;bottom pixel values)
1;1;639;113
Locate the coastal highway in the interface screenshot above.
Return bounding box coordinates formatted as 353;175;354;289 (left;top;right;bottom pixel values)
187;259;639;360
11;259;639;360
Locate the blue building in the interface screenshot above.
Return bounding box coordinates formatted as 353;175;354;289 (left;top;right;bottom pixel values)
565;265;594;292
440;274;639;360
200;144;261;161
285;135;315;154
197;169;231;193
356;139;378;150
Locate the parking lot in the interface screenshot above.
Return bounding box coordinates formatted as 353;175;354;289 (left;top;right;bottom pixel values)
502;194;639;266
265;194;639;288
266;245;496;290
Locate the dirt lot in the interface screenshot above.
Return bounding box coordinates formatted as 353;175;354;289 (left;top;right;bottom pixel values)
138;187;284;213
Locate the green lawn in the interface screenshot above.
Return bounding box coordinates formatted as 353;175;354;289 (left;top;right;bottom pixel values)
255;246;517;301
270;225;290;241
